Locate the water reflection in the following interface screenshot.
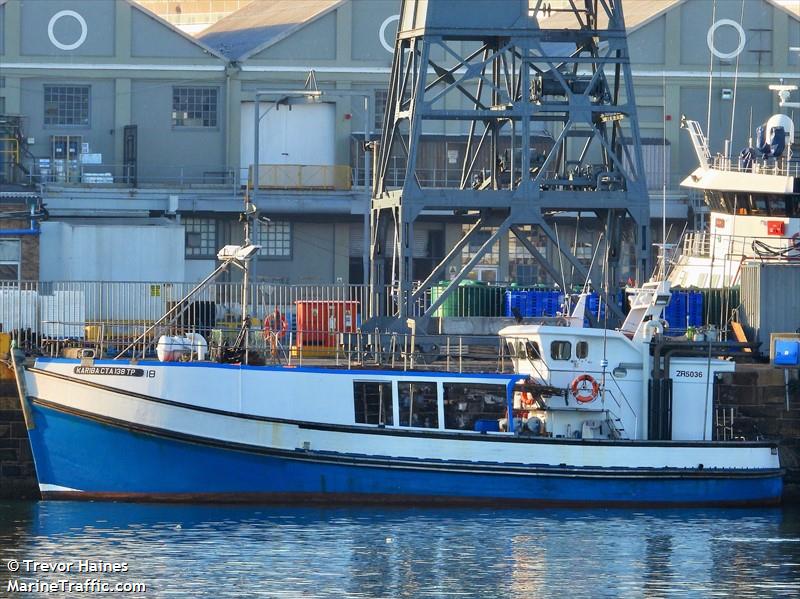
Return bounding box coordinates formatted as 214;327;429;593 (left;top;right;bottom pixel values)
0;502;797;598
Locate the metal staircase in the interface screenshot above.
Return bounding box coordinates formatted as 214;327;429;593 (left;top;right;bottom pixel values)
682;117;711;170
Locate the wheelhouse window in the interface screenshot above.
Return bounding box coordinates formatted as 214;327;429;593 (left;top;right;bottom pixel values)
576;341;589;359
172;87;218;128
44;85;90;127
398;381;438;429
443;383;506;431
550;340;571;361
353;381;393;426
526;340;541;360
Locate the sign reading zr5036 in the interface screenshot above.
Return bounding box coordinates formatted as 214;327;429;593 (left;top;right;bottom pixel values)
675;370;704;379
74;366;156;378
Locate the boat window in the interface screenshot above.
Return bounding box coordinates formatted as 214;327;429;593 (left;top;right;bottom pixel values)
353;381;393;426
443;383;507;432
550;340;571;360
505;340;518;357
576;341;589;359
398;382;438;429
525;341;541;360
768;197;787;216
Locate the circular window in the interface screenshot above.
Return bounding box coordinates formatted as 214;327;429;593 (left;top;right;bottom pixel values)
706;19;746;60
48;10;88;51
379;14;400;54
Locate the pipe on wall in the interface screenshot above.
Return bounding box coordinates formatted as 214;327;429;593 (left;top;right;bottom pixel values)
0;229;40;236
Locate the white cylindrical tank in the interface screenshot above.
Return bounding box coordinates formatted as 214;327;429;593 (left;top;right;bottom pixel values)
156;335;190;362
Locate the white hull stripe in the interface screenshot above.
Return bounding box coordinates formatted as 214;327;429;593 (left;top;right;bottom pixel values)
28;367;777;450
39;483;82;493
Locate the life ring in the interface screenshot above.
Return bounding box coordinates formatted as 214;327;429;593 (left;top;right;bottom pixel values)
520;391;536;409
263;312;288;340
570;373;599;403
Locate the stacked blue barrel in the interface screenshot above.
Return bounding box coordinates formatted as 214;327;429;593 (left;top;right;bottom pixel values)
504;289;564;317
663;290;704;334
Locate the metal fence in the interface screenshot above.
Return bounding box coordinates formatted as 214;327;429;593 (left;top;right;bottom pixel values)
0;280;522;372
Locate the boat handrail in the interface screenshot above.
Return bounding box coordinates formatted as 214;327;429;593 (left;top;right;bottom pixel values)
681;230;800;260
707;153;800;178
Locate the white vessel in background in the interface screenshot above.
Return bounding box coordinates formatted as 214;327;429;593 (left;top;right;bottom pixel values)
670;86;800;289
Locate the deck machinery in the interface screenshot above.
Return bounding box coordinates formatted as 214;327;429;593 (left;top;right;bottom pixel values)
369;0;650;330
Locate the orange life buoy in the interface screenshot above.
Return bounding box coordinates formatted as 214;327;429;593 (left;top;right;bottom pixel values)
264;312;288;340
520;391;536;409
570;373;599;403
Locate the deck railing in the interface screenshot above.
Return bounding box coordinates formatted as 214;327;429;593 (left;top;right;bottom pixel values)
680;231;800;260
708;154;800;177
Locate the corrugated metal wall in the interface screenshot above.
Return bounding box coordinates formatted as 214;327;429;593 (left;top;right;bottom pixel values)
740;263;800;352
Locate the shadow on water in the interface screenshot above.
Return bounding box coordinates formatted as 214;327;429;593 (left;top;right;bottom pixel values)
0;501;798;598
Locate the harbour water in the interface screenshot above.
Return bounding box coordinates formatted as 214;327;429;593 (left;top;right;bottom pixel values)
0;502;798;598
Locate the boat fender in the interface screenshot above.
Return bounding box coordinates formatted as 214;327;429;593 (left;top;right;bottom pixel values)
570;373;599;403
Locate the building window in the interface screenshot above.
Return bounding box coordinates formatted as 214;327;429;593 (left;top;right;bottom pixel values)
172;87;218;128
184;218;217;257
256;220;291;258
0;239;21;282
353;381;393;426
374;89;388;130
44;85;90;127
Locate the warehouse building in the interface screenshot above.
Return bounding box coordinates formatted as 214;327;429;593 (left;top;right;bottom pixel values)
0;0;798;287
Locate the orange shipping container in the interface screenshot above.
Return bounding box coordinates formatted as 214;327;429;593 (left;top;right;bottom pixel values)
294;301;359;347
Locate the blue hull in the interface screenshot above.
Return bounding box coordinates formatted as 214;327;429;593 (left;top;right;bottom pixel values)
28;403;783;506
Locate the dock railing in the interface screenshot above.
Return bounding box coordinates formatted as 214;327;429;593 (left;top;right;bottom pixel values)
0;280;517;371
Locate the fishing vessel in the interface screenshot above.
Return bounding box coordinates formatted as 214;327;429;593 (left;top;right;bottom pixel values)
670;86;800;289
11;262;783;506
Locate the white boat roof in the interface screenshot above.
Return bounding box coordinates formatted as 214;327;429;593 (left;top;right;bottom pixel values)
498;324;625;338
681;167;795;194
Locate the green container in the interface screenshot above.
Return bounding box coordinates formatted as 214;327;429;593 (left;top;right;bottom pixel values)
675;286;741;328
430;280;504;317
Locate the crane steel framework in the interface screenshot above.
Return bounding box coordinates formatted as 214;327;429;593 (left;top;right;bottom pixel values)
369;0;650;329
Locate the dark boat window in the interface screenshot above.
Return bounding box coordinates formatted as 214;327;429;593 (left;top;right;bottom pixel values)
353;382;393;426
443;383;507;431
526;341;541;360
505;340;518;357
576;341;589;359
551;340;571;360
398;382;438;429
768;196;787;216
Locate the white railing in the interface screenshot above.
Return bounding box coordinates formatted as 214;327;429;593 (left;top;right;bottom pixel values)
709;154;800;177
681;231;800;260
